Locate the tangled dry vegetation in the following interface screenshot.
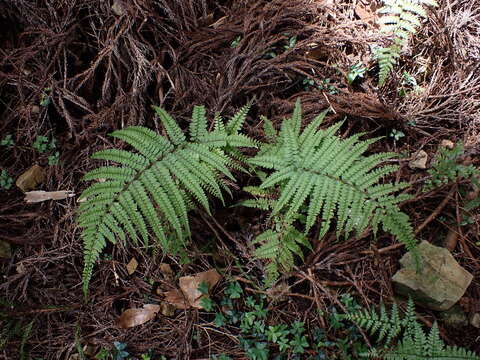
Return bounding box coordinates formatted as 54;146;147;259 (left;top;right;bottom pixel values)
0;0;479;359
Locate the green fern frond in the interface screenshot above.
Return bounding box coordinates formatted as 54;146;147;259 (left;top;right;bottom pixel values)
383;321;480;360
252;224;310;284
375;0;438;85
77;105;255;297
348;299;480;360
346;300;414;345
374;44;402;86
248;101;417;251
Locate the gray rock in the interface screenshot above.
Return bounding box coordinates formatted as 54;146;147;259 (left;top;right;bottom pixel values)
392;241;473;311
408;150;428;169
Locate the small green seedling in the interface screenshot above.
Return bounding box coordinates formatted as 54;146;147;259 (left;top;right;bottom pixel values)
225;281;243;299
230;36;242;48
112;342;129;360
200;296;215;311
399;72;424;97
0;170;13;190
32;135;59;165
39;88;52;107
319;78;339;94
198;281;215;311
197;281;210;295
284;35;297;50
95;342;130;360
389;129;405;141
302;77;315;90
0;135;14;146
347;62;367;84
48;151;60;165
33;136;56;153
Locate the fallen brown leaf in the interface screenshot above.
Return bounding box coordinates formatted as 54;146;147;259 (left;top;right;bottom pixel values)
165;269;222;309
116;304;160;329
126;258;138;275
159;263;173;278
164;289;189;309
24;190;75;203
16;165;45;192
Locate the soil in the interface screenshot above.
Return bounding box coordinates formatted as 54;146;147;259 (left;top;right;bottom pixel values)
1;0;479;359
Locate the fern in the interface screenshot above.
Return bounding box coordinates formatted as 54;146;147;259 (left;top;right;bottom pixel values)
424;142;479;191
375;0;438;85
77;105;255;296
245;100;416;280
347;299;480;359
252;226;311;284
240;185;311;283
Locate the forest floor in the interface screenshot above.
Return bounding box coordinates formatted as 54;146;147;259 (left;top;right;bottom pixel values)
1;0;479;359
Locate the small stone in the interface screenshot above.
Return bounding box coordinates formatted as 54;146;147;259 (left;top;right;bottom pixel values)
16;262;27;274
440;139;455;149
31;105;40;114
392;241;473;311
470;313;480;328
408;150;428;169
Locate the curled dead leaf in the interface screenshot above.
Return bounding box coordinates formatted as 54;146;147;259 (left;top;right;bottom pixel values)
117;304;160;329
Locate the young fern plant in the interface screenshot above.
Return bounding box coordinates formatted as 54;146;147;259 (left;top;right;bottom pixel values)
245;100;417;281
346;298;480;359
375;0;439;85
241;184;311;284
77;105;255;296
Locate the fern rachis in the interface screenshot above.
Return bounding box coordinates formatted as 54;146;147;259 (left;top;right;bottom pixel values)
77;105;255;296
